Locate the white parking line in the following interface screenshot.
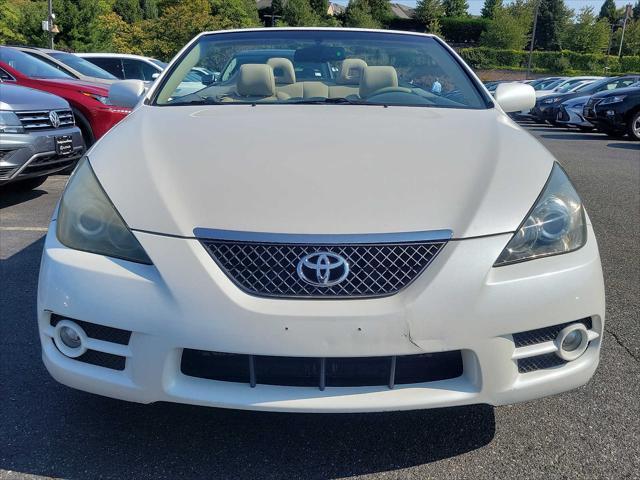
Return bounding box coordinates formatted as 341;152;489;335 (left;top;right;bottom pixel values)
0;226;48;232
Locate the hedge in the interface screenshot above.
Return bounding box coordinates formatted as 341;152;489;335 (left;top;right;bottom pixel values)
440;18;490;44
459;47;640;75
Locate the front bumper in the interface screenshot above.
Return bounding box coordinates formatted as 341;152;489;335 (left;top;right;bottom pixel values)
38;224;605;413
556;105;593;128
592;105;628;133
531;103;560;123
0;126;84;185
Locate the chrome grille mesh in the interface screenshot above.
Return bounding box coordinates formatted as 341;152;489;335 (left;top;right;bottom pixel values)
201;239;447;298
15;109;74;130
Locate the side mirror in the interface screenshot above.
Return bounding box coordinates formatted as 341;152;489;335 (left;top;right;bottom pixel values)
494;83;536;113
109;80;145;109
151;72;160;80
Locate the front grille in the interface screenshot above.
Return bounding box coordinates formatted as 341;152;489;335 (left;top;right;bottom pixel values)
50;314;132;345
512;318;592;348
181;350;463;389
200;235;448;299
0;165;16;179
15;109;74;130
557;107;569;121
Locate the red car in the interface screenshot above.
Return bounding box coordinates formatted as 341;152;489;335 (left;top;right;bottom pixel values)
0;46;130;146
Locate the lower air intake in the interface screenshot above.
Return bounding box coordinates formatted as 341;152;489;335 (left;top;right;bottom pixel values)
181;350;463;389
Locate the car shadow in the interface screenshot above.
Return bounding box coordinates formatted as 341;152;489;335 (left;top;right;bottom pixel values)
0;187;47;209
541;133;608;141
607;142;640;151
1;238;496;480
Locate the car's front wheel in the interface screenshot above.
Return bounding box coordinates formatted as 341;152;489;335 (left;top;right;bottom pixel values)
627;111;640;141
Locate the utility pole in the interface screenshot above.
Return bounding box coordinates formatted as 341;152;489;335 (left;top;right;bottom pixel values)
48;0;54;49
526;0;541;80
618;4;633;57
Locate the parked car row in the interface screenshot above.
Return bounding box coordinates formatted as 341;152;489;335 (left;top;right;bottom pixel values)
485;75;640;140
0;46;176;190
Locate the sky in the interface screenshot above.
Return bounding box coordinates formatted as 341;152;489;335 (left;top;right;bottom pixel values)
331;0;635;16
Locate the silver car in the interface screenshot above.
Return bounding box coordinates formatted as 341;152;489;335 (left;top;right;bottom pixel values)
0;84;85;190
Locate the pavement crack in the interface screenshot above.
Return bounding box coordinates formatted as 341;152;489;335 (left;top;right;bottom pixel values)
605;327;640;363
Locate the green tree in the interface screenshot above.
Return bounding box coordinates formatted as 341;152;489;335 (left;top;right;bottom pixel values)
481;0;502;19
114;0;143;23
480;6;529;49
598;0;617;23
344;0;380;28
282;0;320;26
210;0;260;28
147;0;218;59
367;0;391;23
535;0;572;50
0;0;27;44
415;0;444;32
564;7;610;53
52;0;113;51
310;0;329;17
443;0;468;17
633;0;640;18
141;0;159;19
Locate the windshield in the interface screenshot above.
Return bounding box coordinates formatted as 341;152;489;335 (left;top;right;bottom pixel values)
49;52;118;80
154;30;489;109
0;47;73;79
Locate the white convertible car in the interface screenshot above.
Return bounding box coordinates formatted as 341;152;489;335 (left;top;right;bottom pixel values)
38;28;605;413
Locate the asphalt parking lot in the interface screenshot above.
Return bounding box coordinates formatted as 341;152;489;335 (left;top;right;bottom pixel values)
1;122;638;480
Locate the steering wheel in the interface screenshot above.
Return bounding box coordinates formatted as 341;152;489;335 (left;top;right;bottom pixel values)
364;86;412;98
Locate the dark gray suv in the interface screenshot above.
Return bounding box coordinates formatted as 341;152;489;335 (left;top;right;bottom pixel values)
0;83;85;190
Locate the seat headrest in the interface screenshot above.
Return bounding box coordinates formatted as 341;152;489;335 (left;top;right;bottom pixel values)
359;66;398;98
337;58;367;85
267;57;296;85
237;64;276;97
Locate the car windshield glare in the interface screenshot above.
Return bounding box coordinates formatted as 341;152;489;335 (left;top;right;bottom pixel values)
0;47;73;80
153;30;489;109
50;52;118;80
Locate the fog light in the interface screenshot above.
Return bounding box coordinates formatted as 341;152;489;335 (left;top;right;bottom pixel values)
555;324;589;361
53;319;87;358
60;326;81;348
606;110;615;116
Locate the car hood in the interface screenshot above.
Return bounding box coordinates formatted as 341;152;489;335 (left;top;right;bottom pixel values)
90;105;554;239
562;95;590;107
592;85;640;99
0;83;69;110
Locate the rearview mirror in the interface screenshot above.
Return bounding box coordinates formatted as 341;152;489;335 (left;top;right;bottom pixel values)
494;83;536;113
109;80;146;109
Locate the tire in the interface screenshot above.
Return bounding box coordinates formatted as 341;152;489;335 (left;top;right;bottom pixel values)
627;111;640;141
71;107;95;148
11;176;48;191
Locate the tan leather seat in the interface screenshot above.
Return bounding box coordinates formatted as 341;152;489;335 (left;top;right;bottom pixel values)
222;64;284;102
267;58;303;98
329;58;367;98
359;66;398;98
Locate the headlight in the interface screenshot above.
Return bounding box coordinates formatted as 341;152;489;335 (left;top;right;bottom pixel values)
599;95;626;105
56;158;152;264
82;92;111;105
494;163;586;266
0;111;24;133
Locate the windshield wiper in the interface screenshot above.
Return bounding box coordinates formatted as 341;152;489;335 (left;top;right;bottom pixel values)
287;97;371;105
167;96;223;106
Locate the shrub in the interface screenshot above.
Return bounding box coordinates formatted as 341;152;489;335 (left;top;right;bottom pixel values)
440;17;489;43
459;47;640;75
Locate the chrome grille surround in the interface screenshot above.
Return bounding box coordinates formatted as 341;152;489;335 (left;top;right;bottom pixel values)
197;229;451;299
15;109;74;130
